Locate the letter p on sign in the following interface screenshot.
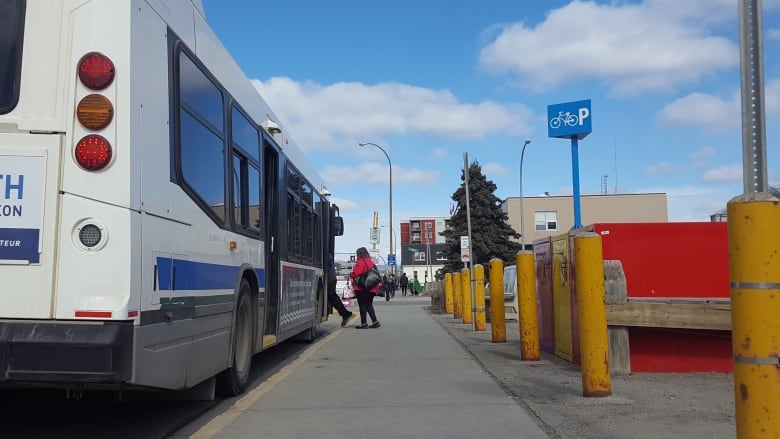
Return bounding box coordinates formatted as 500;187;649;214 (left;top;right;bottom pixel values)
578;107;590;126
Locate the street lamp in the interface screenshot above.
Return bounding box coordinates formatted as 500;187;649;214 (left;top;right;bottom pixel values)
519;139;532;250
359;142;394;272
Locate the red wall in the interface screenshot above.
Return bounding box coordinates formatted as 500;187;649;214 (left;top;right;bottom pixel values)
574;222;732;372
584;222;729;298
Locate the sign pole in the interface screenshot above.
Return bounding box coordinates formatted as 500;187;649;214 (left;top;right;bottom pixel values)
463;153;476;330
570;136;582;229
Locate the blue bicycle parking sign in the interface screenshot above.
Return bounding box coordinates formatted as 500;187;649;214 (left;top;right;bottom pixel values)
547;99;592;139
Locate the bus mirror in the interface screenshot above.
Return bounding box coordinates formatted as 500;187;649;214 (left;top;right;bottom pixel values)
333;217;344;236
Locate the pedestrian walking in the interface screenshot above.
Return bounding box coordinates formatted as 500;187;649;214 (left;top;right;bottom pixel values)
399;272;409;296
326;254;354;327
382;272;390;301
387;273;396;298
411;275;422;296
349;247;381;328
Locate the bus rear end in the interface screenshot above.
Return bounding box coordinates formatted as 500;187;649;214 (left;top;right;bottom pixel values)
0;0;136;389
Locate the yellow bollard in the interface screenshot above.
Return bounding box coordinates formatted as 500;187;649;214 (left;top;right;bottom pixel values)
573;232;611;397
474;265;486;331
461;268;472;324
452;271;462;320
728;193;780;438
443;273;454;314
516;251;540;361
489;258;506;343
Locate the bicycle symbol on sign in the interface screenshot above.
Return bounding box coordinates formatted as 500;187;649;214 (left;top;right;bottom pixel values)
549;111;579;129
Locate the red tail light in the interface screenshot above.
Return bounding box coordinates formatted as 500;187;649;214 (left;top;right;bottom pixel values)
75;134;112;170
78;52;115;90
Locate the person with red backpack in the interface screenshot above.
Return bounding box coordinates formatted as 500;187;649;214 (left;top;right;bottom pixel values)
349;247;381;329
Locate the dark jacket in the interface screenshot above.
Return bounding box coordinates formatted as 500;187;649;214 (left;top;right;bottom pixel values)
349;256;380;294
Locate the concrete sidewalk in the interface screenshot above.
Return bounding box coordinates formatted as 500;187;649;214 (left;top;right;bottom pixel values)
429;302;736;439
187;296;550;439
178;297;735;439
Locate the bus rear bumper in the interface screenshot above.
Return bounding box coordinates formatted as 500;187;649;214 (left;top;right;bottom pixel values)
0;321;133;383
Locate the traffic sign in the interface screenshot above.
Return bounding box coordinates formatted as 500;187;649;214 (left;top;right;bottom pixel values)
460;236;470;262
369;227;380;244
387;253;396;266
547;99;592;139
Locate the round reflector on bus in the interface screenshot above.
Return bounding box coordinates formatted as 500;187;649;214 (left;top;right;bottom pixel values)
78;224;102;248
78;52;115;90
75;134;113;171
77;94;114;130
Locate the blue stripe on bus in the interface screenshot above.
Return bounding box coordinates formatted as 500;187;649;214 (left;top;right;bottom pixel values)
156;257;265;291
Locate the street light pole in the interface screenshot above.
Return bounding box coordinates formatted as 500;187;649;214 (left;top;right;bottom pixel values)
359;142;393;273
519;139;532;250
425;239;431;285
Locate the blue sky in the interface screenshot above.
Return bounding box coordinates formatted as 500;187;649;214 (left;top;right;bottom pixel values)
202;0;780;257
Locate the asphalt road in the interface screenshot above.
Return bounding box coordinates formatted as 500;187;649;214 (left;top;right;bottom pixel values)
0;328;331;439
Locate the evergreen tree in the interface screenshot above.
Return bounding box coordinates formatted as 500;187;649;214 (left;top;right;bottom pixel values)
439;160;521;275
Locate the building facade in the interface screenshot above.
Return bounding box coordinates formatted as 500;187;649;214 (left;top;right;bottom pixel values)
502;193;668;249
399;217;449;284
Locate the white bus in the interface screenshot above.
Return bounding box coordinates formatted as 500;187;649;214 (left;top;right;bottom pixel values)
0;0;343;398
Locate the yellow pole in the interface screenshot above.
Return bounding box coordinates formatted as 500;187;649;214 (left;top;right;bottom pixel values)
573;232;611;397
728;193;780;438
489;258;506;343
474;264;486;331
461;268;472;324
452;271;462;320
516;251;540;361
443;273;454;314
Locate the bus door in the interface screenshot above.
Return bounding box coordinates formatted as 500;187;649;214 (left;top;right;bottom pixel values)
262;141;280;339
0;135;61;319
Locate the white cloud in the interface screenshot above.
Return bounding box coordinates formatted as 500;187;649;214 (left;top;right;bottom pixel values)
691;146;716;169
769;28;780;40
479;1;738;95
327;197;360;211
767;78;780;113
431;147;448;160
637;183;738;221
659;78;780;131
702;165;742;183
252;77;534;150
482;162;511;176
320;163;440;188
658;92;739;131
644;161;680;176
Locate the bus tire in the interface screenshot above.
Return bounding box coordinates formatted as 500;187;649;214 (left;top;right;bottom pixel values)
216;280;254;396
299;324;317;343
